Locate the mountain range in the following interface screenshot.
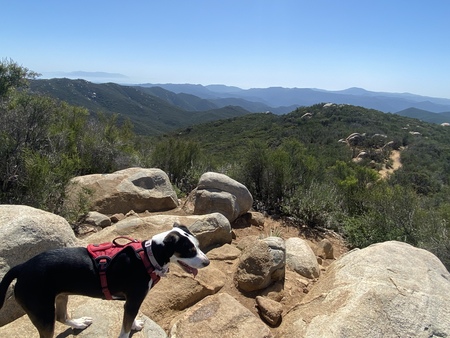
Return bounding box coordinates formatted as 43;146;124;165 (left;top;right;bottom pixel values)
139;83;450;116
29;78;450;135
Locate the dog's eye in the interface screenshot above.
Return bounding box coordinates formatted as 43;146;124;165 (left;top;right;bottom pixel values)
176;237;197;258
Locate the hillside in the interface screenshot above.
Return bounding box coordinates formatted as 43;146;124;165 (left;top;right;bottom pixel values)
396;107;450;124
30;79;450;135
173;103;450;165
152;103;450;269
135;85;295;114
29;79;251;135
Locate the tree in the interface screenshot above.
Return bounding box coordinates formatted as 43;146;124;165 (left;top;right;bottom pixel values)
0;58;39;98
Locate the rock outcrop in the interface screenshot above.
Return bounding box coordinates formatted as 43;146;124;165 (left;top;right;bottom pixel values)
0;296;167;338
193;172;253;222
235;237;285;292
82;212;231;249
140;264;226;325
2;168;450;338
285;237;320;279
65;167;178;214
188;213;232;249
169;293;273;338
0;205;78;326
278;241;450;337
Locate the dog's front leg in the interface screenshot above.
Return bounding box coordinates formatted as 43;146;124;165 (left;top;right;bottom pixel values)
118;296;146;338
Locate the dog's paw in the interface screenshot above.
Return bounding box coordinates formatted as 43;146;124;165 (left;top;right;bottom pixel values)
66;316;93;329
131;319;145;331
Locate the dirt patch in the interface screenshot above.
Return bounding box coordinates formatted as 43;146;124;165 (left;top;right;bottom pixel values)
379;149;402;178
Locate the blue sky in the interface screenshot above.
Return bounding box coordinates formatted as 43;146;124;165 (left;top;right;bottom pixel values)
2;1;450;98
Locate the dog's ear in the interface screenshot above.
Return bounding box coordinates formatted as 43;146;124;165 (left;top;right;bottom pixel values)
163;231;181;257
172;222;192;235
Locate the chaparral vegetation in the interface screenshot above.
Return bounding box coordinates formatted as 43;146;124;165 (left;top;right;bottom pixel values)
1;59;449;269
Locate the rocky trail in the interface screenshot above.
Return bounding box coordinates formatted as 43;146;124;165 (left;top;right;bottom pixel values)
379;149;402;178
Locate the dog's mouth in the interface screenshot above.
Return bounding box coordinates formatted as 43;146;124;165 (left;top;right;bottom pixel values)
177;260;198;277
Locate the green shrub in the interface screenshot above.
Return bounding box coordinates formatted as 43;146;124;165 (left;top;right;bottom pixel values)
283;180;343;229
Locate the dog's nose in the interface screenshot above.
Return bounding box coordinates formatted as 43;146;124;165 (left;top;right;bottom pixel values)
203;259;210;267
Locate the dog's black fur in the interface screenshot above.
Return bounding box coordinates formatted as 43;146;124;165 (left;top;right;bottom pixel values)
0;224;209;338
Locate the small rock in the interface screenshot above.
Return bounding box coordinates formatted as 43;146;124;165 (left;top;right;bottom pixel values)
188;213;232;250
85;211;111;228
249;211;265;227
110;213;125;223
207;244;241;260
316;238;334;259
255;296;283;326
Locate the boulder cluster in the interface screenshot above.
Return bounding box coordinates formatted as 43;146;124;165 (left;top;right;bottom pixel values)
1;167;450;337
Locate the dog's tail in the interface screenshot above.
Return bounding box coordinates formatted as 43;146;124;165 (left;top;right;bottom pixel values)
0;265;21;309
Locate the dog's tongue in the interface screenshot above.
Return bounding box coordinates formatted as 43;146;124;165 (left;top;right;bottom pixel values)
178;261;198;277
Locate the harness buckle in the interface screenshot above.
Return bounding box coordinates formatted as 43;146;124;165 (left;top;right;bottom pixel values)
97;257;111;272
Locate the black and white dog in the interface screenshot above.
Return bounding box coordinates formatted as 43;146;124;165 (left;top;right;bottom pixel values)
0;224;210;338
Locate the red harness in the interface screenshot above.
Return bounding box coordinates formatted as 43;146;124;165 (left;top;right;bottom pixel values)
87;237;160;300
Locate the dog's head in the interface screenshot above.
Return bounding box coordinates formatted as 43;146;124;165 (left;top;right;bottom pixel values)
151;223;209;277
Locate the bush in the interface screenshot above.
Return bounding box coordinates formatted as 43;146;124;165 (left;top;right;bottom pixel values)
283;180;343;229
0;61;140;213
237;139;320;213
342;183;422;247
149;137;208;193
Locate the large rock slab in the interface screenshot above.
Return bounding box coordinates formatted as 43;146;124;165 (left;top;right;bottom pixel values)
235;237;285;292
140;264;225;328
0;205;78;326
278;241;450;338
188;212;232;249
193;172;253;222
169;292;273;338
65;167;178;215
0;296;167;337
82;213;230;248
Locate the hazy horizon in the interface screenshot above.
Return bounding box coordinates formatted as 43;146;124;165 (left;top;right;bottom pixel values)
5;1;449;99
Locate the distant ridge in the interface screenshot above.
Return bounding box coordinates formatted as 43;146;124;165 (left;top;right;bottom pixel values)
395;107;450;124
29;78;251;135
30;78;450;136
139;83;450;114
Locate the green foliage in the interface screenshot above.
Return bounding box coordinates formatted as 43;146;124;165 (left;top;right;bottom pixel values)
283;180;343;229
29;78;251;135
60;184;94;225
166;102;450;269
0;58;39;98
234;139;320;213
3;60;450;270
149;137;208;193
342;184;421;246
328;161;379;214
0;60;140;214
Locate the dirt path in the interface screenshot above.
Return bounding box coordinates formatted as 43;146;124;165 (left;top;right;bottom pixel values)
379;149;402;178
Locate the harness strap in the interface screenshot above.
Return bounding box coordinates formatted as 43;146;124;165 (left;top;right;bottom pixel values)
88;238;160;300
97;257;113;300
136;248;160;285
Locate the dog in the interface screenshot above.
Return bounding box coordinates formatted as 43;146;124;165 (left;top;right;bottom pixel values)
0;223;210;338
